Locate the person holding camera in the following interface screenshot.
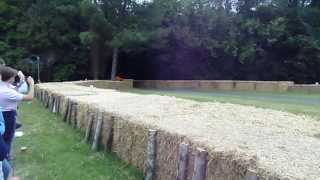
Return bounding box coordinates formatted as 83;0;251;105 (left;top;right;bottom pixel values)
0;66;34;180
0;66;34;154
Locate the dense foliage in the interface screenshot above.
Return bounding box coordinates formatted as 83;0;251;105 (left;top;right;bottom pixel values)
1;0;319;83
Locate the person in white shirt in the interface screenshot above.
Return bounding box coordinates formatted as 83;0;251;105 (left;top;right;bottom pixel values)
0;66;33;180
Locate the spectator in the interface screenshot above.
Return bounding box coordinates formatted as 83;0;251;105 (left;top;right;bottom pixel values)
0;111;9;180
0;66;34;154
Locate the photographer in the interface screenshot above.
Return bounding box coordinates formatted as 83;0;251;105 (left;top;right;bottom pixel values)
0;66;34;153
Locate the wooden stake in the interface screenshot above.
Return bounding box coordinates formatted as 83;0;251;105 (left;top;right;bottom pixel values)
245;170;259;180
52;96;57;113
72;103;78;128
34;87;38;99
45;93;50;108
105;116;114;152
92;111;103;151
191;148;208;180
145;129;157;180
67;100;73;124
63;99;70;122
176;143;189;180
56;96;61;114
43;91;47;105
84;111;94;142
49;95;54;112
41;90;43;102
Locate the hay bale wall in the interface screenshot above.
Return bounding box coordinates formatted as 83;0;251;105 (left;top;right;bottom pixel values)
34;82;319;180
35;85;261;180
134;80;294;92
74;80;133;90
234;81;256;91
288;84;320;93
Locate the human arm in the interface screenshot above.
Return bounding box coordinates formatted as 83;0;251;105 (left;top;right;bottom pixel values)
22;77;34;101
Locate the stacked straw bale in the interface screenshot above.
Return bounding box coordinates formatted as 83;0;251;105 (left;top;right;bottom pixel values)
35;82;320;180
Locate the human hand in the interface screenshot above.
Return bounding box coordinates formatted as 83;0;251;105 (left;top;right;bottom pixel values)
17;71;25;81
27;76;35;86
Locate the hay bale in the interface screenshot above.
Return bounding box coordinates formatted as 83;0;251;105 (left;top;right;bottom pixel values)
205;150;254;180
278;81;294;92
76;102;90;130
112;116;134;163
100;114;114;152
198;81;218;90
255;81;279;92
216;81;235;91
129;123;149;170
234;81;256;91
154;131;185;180
288;84;320;93
112;117;149;170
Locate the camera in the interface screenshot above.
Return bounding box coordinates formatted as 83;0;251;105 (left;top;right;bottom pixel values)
14;75;21;85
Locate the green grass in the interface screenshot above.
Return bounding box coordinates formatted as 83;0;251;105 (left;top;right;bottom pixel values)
126;88;320;120
13;100;143;180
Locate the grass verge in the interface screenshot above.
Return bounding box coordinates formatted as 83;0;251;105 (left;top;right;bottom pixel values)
13;100;143;180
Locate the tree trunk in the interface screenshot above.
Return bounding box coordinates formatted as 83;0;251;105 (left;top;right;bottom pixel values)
110;47;118;80
90;39;100;80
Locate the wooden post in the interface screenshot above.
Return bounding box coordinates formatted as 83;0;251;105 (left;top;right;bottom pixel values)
44;91;47;104
84;111;94;142
49;95;54;112
69;102;74;125
63;99;70;122
34;87;38;99
45;94;50;108
145;129;157;180
191;148;208;180
67;100;73;124
245;170;259;180
105;116;114;152
43;91;47;105
45;93;48;107
91;111;103;151
40;90;44;102
36;87;40;99
72;103;78;128
176;143;189;180
56;96;61;114
52;96;57;113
